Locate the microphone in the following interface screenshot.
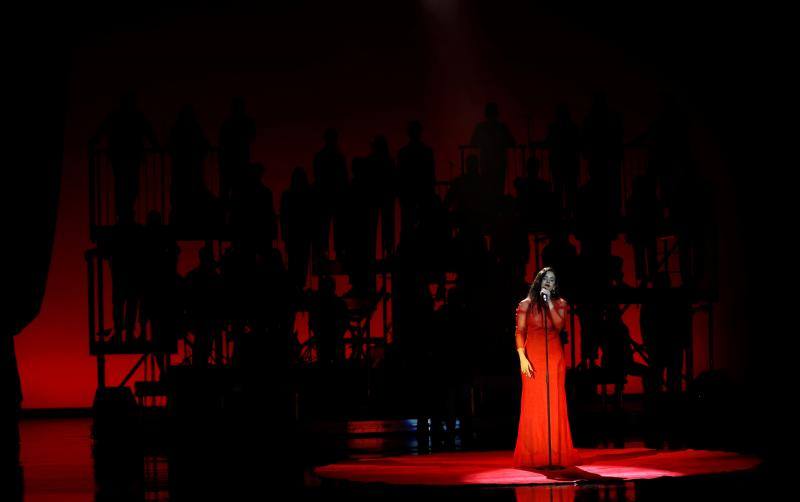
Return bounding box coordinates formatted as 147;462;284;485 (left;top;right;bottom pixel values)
540;288;550;303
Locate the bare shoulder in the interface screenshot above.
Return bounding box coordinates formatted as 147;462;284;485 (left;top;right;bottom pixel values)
519;297;531;307
556;297;569;307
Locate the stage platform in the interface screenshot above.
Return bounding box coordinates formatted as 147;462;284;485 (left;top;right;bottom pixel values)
313;448;762;486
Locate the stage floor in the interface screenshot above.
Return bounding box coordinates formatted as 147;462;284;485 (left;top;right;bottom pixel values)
313;448;762;486
12;417;771;501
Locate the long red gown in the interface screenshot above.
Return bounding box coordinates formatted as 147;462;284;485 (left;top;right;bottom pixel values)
512;297;581;468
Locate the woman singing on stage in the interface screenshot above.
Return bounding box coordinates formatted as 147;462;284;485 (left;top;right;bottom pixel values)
513;267;581;468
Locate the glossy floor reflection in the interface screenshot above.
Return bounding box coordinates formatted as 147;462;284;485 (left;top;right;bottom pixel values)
11;417;776;501
17;417;95;502
314;448;762;485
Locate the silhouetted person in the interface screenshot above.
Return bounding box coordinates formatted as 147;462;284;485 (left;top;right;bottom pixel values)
220;241;258;367
366;135;397;257
254;248;297;373
490;194;530;295
626;174;663;283
575;300;604;371
576;175;619;262
575;177;618;312
513;155;556;233
230;162;277;253
140;211;179;357
397;120;435;234
541;226;578;300
601;256;640;404
671;168;714;288
169;105;213;227
412;285;440;448
219;97;256;204
281;167;315;290
451;222;493;303
185;244;222;367
450;221;495;371
640;271;692;394
444;154;486;229
107;221;144;342
428;285;472;445
546;103;581;220
412;192;451;285
340;157;374;295
391;236;436;430
639;270;693;448
92;92;159;224
312;128;348;261
632;93;691;213
309;276;349;368
582;92;623;221
575;178;617;368
470;102;516;201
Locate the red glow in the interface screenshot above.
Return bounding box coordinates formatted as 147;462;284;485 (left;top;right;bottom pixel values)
14;6;734;409
18;419;95;498
313;448;761;485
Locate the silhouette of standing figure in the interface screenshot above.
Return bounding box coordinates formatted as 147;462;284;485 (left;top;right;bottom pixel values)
219;97;256;204
312;128;348;261
281;167;315;290
309;276;349;368
397;120;435;235
632;93;691;214
601;256;642;404
185;245;222;367
626;174;663;282
219;241;258;368
444;154;486;229
92;92;159;224
107;221;144;343
640;271;692;395
513;156;555;233
582;92;623;222
140;211;179;353
470;102;516;202
490;194;530;299
169;105;212;227
541;225;578;300
671;168;713;288
546;104;581;220
230;163;277;254
574;176;617;367
254;248;297;373
366;135;397;257
340;157;374;295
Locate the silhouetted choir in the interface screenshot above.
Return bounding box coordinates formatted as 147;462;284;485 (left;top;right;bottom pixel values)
88;91;717;443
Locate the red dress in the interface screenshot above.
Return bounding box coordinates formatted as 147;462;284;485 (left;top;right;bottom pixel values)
512;297;581;468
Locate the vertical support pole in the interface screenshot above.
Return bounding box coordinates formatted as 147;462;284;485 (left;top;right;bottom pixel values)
161;151;166;224
89;147;96;241
366;309;372;400
97;250;107;389
707;302;714;372
570;307;576;368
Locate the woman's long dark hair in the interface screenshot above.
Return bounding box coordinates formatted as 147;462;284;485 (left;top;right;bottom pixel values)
526;266;560;315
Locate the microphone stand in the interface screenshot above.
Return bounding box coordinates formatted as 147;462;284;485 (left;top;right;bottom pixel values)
539;294;562;470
